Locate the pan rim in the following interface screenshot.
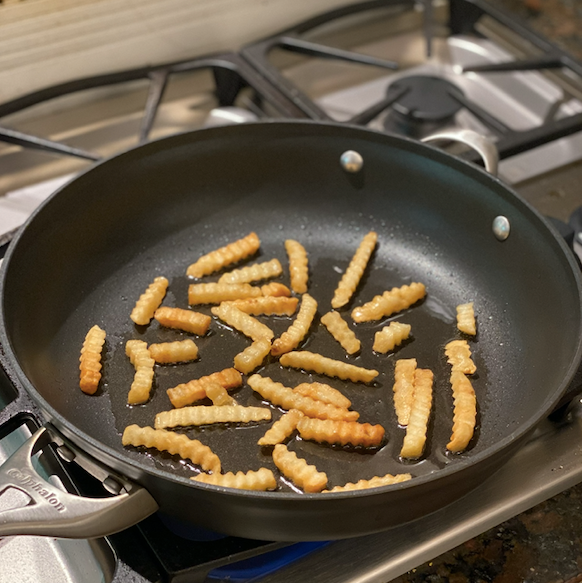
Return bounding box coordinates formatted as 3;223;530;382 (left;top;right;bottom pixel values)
1;119;582;502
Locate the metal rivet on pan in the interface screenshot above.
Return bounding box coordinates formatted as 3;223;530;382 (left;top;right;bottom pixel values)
492;215;511;241
340;150;364;173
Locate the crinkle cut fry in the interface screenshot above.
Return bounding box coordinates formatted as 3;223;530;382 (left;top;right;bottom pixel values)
293;382;351;410
122;424;221;473
323;473;412;492
447;371;477;453
258;409;304;446
186;232;260;278
227;296;298;316
188;282;263;305
154;307;211;335
456;302;477;336
320;311;361;355
332;231;377;309
126;339;155;405
148;339;198;364
192;468;277;491
130;276;168;325
205;381;237;406
445;339;476;374
218;258;282;284
297;417;385;448
351;282;426;323
392;358;417;426
155;405;271;429
167;368;242;408
272;444;328;493
79;325;106;394
279;350;378;383
234;337;271;374
260;282;291;297
212;303;274;341
271;293;318;356
373;321;412;354
285;239;309;294
400;368;433;459
248;374;359;421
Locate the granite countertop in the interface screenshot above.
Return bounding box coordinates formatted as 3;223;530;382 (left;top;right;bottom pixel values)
487;0;582;61
390;2;582;582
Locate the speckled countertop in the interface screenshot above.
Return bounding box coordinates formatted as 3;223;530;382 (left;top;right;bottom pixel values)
487;0;582;60
390;2;582;582
391;486;582;583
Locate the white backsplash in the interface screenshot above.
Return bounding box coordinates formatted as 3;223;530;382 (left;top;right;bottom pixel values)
0;0;355;103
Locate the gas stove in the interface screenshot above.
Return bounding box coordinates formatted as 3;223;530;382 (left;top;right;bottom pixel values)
1;1;582;582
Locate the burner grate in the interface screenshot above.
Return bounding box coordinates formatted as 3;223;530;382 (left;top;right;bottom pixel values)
0;52;306;163
240;0;582;160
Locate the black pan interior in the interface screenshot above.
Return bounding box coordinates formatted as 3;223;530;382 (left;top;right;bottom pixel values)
1;121;581;494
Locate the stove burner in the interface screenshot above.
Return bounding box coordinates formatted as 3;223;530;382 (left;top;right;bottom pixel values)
384;75;464;137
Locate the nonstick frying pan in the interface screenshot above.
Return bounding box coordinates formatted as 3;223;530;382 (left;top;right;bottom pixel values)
0;121;581;541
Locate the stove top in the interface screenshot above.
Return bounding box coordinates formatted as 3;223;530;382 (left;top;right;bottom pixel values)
1;1;582;582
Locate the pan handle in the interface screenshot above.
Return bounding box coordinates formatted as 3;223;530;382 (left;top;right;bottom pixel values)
0;426;158;538
421;129;499;176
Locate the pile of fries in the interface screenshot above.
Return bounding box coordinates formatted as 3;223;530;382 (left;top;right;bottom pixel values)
80;230;479;493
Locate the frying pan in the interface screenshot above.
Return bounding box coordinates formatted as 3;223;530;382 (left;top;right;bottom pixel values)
0;120;581;541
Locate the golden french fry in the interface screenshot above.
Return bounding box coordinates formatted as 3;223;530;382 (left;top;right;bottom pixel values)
192;468;277;491
271;293;318;356
167;368;242;408
154;307;211;336
211;303;274;341
205;381;237;406
296;417;385;448
331;231;377;308
122;424;220;473
392;358;417;426
279;350;378;383
323;473;412;492
456;302;477;336
320;311;361;355
445;339;476;374
447;371;477;453
155;405;271;429
373;321;411;354
285;239;309;294
351;282;426;323
186;232;260;278
79;325;106;395
261;282;292;297
148;339;198;364
188;282;262;305
126;339;155;405
218;259;282;285
258;409;304;446
400;368;433;459
130;276;169;325
272;444;328;493
293;382;351;410
248;374;359;421
234;338;271;374
227;296;298;316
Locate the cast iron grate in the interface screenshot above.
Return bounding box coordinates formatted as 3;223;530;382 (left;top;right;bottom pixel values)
240;0;582;159
0;52;307;162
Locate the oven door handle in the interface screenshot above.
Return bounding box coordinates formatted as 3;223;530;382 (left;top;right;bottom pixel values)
0;426;158;538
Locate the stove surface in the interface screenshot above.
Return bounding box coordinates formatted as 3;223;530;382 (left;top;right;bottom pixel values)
1;2;582;582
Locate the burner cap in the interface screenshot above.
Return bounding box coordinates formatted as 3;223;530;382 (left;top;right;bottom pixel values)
387;75;464;123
